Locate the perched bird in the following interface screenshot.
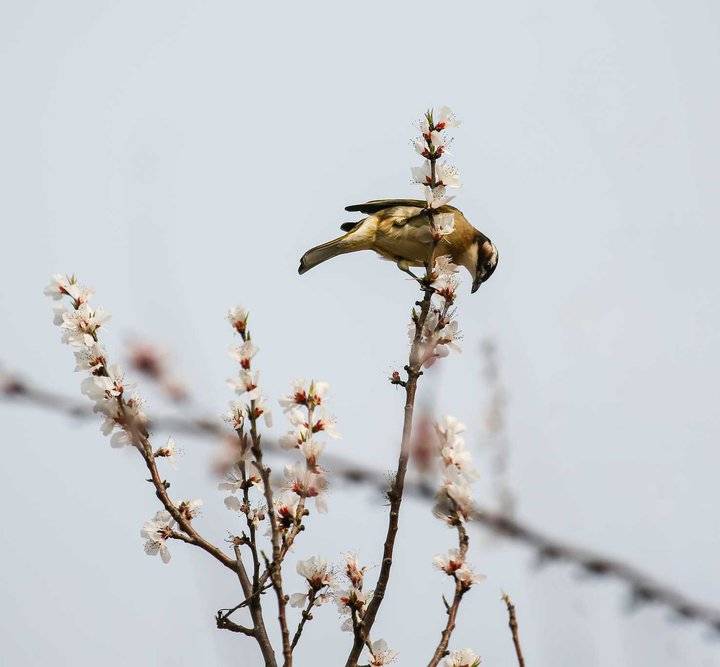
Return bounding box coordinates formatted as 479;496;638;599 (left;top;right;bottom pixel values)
298;199;498;292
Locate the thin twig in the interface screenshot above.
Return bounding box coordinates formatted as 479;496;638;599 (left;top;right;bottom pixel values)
4;378;720;634
502;593;526;667
290;589;318;650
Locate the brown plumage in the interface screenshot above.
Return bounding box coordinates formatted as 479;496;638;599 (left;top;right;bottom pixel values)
298;199;498;292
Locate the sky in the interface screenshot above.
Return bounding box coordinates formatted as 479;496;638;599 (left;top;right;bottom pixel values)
1;0;720;664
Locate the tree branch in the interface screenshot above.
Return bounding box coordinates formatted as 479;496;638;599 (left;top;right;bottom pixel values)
502;593;526;667
5;377;720;635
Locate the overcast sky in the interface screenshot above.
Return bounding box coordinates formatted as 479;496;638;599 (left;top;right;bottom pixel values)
1;1;720;665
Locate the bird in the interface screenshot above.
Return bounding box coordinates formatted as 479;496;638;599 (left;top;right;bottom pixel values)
298;199;498;292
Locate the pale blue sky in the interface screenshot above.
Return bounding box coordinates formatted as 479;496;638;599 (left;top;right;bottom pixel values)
1;1;719;664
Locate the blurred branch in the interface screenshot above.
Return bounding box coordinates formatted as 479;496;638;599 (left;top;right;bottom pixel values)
3;374;720;635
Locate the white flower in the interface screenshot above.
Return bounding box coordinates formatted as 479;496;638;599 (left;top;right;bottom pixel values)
435;162;461;188
343;552;366;589
178;498;203;521
312;410;340;439
434;470;475;523
227;306;249;335
297;555;333;590
228;369;261;400
456;563;486;588
283;463;328;513
141;510;175;564
110;428;133;448
424;185;454;209
44;274;94;304
60;304;110;347
73;343;107;373
433;212;456;237
299;439;325;472
279;379;330;412
250;395;273;427
154;436;182;468
274;491;300;529
230;340;258;370
431;256;460;301
434;106;461;131
223;401;246;431
44;274;73;300
81;363;126;401
443;648;481;667
413;162;461;189
367;639;398;666
334;587;368;632
433;548;465;575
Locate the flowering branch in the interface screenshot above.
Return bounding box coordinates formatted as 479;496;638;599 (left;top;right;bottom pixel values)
428;417;484;665
344;108;463;666
5;373;719;636
502;593;526;667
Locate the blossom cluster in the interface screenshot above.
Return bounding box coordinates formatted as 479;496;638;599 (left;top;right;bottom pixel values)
289;555;334;609
278;379;339;515
408;256;462;368
45;273;192;564
412;106;461;243
432;416;479;528
333;553;371;633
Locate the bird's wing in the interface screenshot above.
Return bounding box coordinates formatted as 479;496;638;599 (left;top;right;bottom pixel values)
344;199;427;214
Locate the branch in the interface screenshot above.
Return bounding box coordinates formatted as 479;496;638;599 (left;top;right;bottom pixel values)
5;377;720;635
344;288;434;667
502;593;526;667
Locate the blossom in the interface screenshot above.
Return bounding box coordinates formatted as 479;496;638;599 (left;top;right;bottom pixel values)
274;491;300;530
249;395;273;427
424;185;454;209
433;548;464;575
230;340;258;370
154;436;182;468
296;555;333;591
59;303;111;347
433;212;456;237
433;106;461;131
343;553;366;589
431;256;460;301
223;401;246;431
456;564;486;588
73;343;107;374
141;510;175;564
228;370;261;400
44;274;93;305
279;379;329;412
367;639;398;666
411;162;461;189
283;463;328;513
80;363;126;402
434;471;475;524
178;498;203;521
227;306;249;335
334;586;368;632
443;649;481;667
312;410;340;438
299;439;325;473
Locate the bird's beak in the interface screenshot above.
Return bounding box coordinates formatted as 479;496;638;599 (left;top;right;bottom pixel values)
471;276;482;293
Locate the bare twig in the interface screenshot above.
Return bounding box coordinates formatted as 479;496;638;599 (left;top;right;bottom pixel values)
502;593;525;667
290;589;318;650
4;377;720;635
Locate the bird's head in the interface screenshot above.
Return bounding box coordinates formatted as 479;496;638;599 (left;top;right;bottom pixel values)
470;235;499;293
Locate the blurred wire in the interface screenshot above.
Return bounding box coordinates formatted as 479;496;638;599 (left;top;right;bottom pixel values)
2;372;720;635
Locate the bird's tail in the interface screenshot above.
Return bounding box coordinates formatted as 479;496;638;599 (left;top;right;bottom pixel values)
298;235;359;274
